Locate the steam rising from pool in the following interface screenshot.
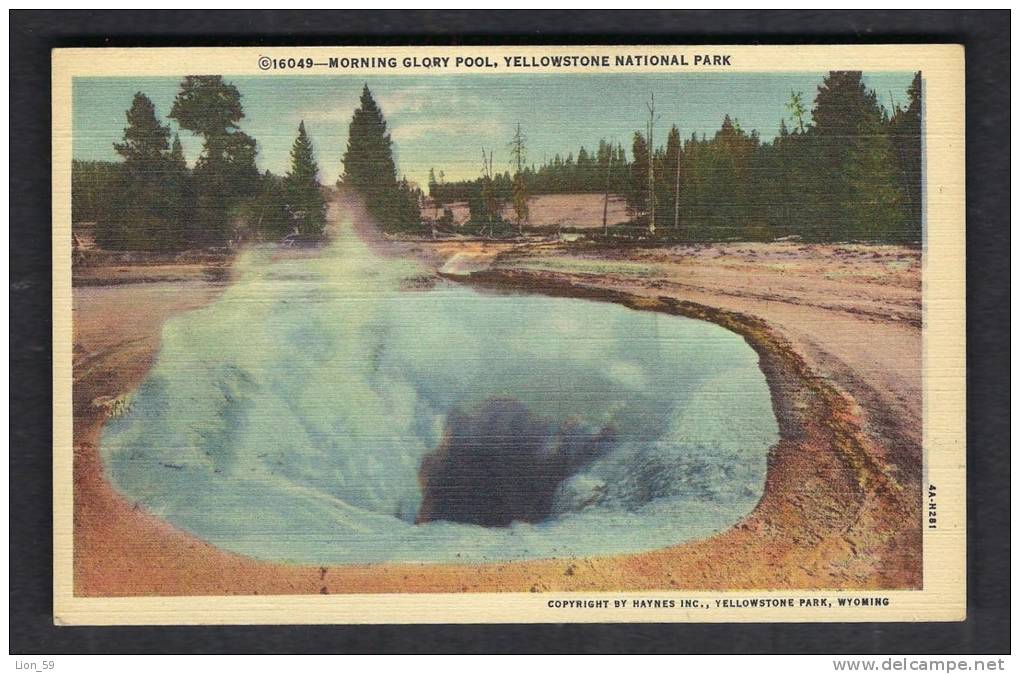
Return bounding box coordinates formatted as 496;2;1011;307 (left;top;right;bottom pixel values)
100;219;779;564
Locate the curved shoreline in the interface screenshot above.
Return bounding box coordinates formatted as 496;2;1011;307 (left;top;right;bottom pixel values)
465;268;905;492
73;248;921;595
462;269;918;586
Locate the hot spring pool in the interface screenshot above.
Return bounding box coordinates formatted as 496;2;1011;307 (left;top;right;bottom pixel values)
100;227;779;565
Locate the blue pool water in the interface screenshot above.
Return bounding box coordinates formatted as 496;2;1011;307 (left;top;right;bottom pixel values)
100;223;779;564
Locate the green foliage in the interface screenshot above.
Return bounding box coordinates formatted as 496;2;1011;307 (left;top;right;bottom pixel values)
511;172;530;232
342;85;423;234
887;71;923;242
239;171;291;240
786;90;808;133
161;134;197;246
674;116;762;240
76;72;922;250
82;78;275;252
805;71;908;241
464;149;508;234
168;75;244;138
840;116;905;240
428;71;921;245
627;131;650;216
97;93;193;251
284;121;327;239
657;124;682;233
394;177;425;233
756;126;827;240
429;140;627;203
509;123;529;233
113;93;171;168
170;76;259;245
466;183;508;234
71;160;124;224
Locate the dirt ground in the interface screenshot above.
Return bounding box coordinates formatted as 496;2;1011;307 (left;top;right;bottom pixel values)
422;192;630;230
71;206;922;596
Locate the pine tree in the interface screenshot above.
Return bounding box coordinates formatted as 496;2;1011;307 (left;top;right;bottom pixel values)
100;93;187;251
842;115;905;241
469;148;505;232
662;125;682;234
163;133;195;248
628;131;650;217
284;121;326;238
809;71;906;241
251;171;291;239
114;93;171;169
888;71;922;242
168;134;186;168
597;139;614;233
170;76;259;245
343;85;397;194
342;84;420;233
786;90;808;133
812;72;883;139
72;160;124;226
575;146;592;191
678;133;705;240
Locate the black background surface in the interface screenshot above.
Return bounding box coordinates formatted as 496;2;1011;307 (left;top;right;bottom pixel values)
10;9;1010;655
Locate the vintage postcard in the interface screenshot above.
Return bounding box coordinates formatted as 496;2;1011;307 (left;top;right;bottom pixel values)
52;44;965;625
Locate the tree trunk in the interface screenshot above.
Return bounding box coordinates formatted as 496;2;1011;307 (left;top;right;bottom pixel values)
646;95;656;236
648;123;655;235
602;159;610;235
673;146;681;234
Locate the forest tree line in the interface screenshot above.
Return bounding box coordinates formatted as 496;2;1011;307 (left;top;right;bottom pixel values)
427;71;922;243
73;72;922;249
72;80;424;251
427;140;631;203
73;76;327;251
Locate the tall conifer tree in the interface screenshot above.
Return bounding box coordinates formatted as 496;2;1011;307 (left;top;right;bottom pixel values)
285;121;326;238
628;131;650;217
114;93;171;169
101;93;186;250
342;85;420;232
170;75;259;244
810;71;906;240
888;71;923;241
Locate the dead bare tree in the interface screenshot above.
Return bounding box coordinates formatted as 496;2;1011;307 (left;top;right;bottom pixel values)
646;94;659;235
481;147;494;180
508;123;529;235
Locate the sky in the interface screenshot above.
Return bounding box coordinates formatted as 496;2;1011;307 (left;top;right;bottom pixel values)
72;72;915;189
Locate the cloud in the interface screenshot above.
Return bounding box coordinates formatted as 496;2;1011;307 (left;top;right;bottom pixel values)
380;86;505;144
375;87;487;117
300;108;349;125
374;89;429;115
390;118;507;143
289;88;490;137
289;95;358;126
281;85;507;186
